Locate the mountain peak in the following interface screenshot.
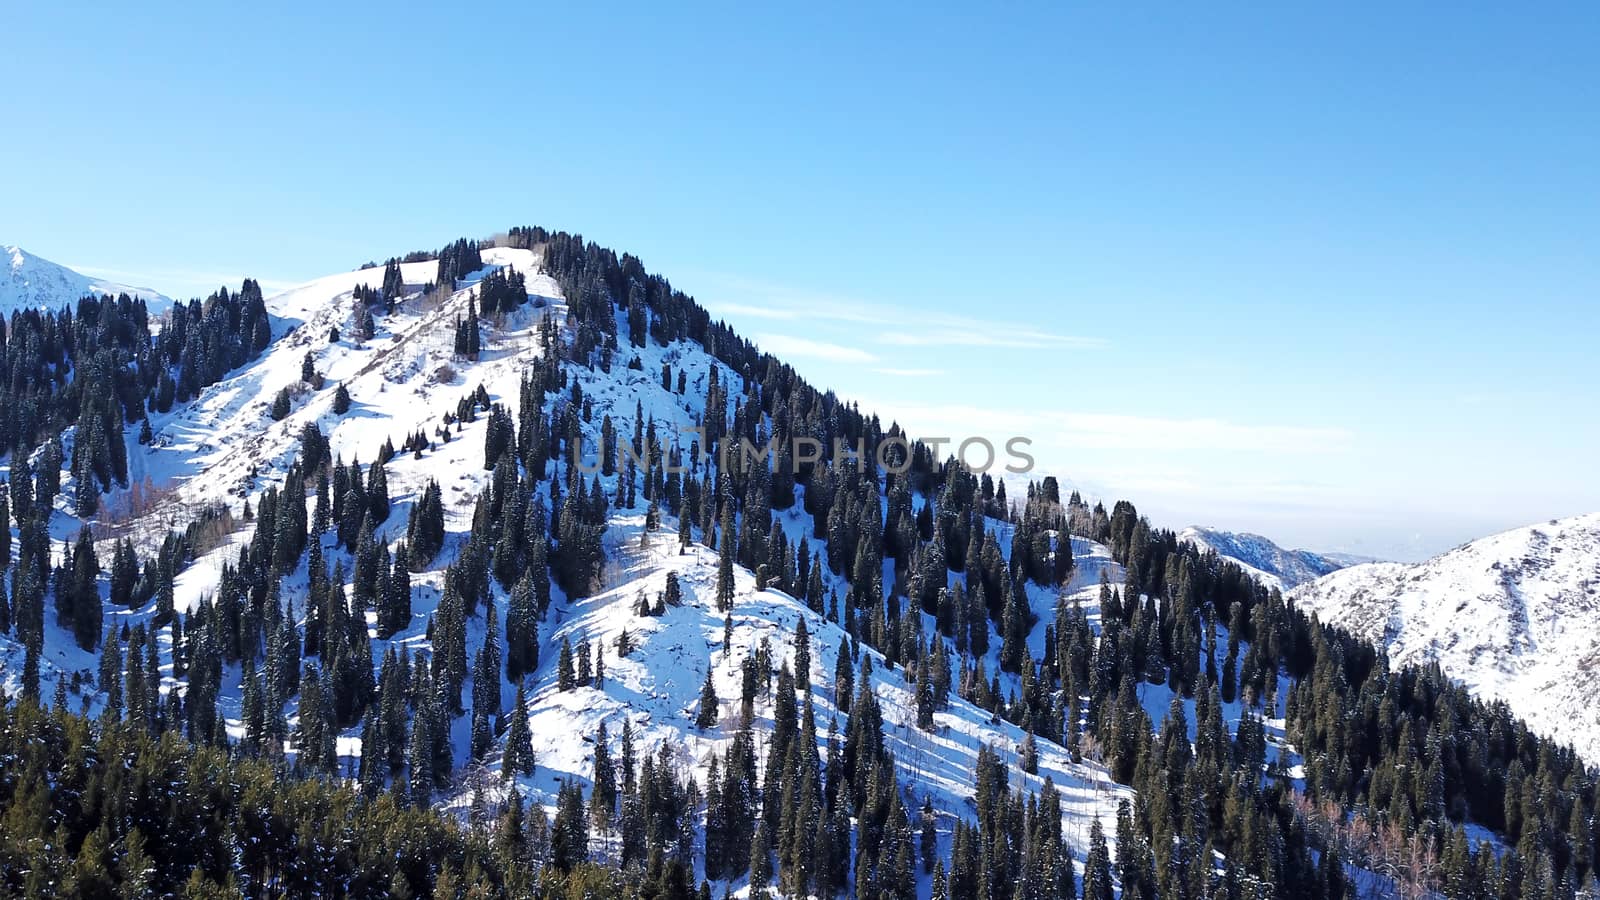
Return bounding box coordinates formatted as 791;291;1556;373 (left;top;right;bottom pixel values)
1178;524;1352;590
1292;511;1600;760
1;243;172;315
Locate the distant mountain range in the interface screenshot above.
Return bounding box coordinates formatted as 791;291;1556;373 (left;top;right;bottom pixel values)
1178;525;1362;590
2;244;171;315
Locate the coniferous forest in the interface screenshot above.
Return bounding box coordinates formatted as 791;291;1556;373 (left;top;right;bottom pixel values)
0;226;1595;900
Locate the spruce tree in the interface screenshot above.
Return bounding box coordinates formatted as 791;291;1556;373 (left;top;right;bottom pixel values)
473;596;502;715
557;638;575;691
696;669;720;729
794;617;811;691
716;501;736;612
590;722;617;827
504;683;536;780
407;697;433;805
470;706;492;762
1082;818;1114;900
749;819;774;896
66;527;101;651
506;572;539;682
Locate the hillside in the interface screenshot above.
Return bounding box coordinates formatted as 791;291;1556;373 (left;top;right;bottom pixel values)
1292;512;1600;762
0;239;1148;891
0;228;1588;898
2;244;171;316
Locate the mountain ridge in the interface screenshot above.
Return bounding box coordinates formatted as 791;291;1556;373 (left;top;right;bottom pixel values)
1292;511;1600;761
1178;525;1356;591
2;243;172;316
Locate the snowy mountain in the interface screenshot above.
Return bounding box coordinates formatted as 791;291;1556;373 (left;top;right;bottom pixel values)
1292;512;1600;761
0;241;1151;881
0;229;1568;897
1178;525;1353;591
2;243;172;315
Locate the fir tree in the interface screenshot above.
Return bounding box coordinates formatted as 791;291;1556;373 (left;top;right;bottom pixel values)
696;669;720;729
505;571;540;682
1082;818;1114;900
749;819;774;896
794;617;811;692
558;638;575;691
271;388;291;421
504;682;536;779
591;722;617;827
716;500;736;612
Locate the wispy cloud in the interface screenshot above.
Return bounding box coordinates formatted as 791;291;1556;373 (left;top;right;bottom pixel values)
694;271;1106;351
755;334;878;364
879;329;1106;350
855;400;1354;456
1052;412;1353;454
708;301;801;321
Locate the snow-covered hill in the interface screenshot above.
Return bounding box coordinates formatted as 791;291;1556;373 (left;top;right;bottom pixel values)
0;234;1384;895
1291;513;1600;761
2;244;172;316
0;242;1162;883
1179;525;1353;591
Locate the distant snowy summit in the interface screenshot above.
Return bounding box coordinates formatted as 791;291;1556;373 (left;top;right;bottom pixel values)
1178;525;1355;591
1292;512;1600;762
2;244;171;316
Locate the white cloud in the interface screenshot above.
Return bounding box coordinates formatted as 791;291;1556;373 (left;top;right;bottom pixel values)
694;271;1106;352
878;329;1106;350
857;401;1353;456
1052;412;1353;454
755;334;878;364
705;301;800;321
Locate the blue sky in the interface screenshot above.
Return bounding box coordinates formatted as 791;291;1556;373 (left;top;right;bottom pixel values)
3;3;1596;560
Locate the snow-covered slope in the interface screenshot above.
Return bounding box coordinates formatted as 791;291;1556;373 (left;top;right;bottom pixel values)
0;236;1349;895
1292;513;1600;761
487;513;1138;874
1179;525;1352;591
2;244;172;315
0;242;1150;878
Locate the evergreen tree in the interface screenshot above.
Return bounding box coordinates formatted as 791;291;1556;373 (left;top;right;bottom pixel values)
407;694;435;806
715;498;736;612
1082;819;1113;900
558;638;575;691
64;527;101;651
271;388;291;421
591;722;617;827
505;571;540;682
696;668;720;729
749;820;774;896
551;780;590;871
794;617;811;692
503;683;536;780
